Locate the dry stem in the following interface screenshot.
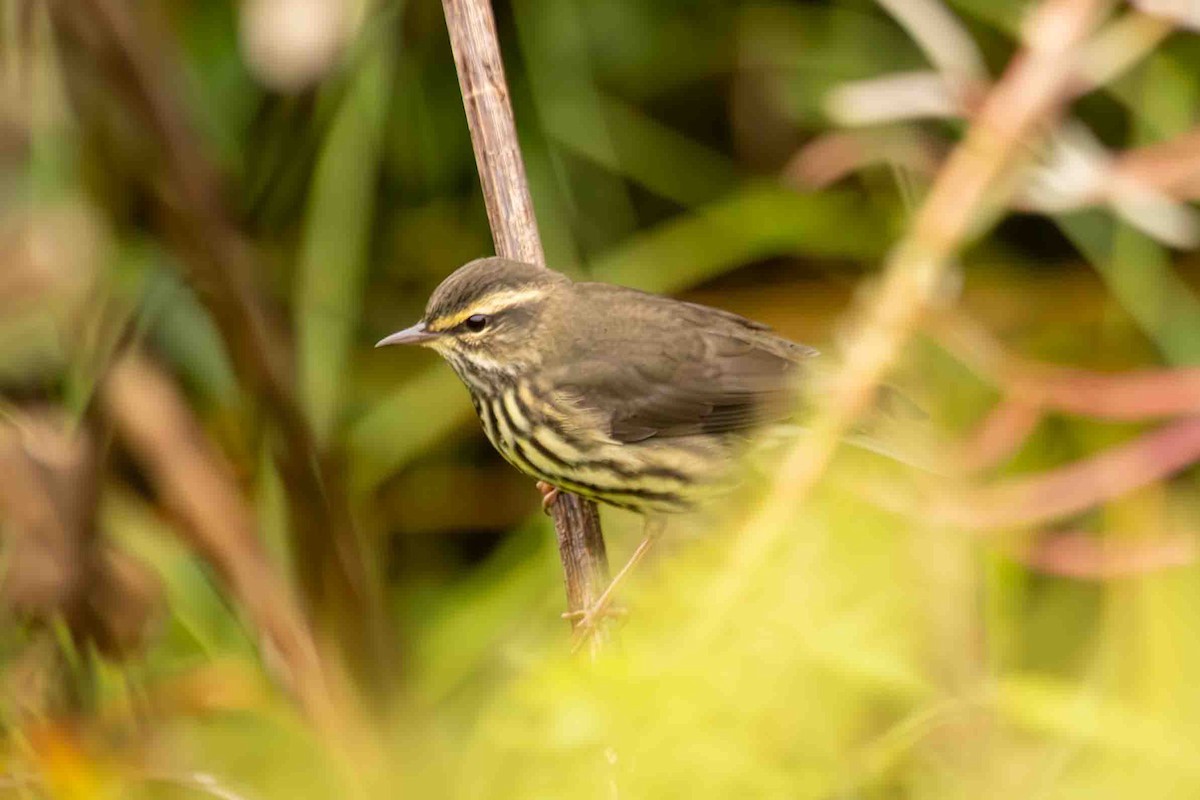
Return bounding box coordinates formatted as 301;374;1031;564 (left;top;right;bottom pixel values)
101;352;344;733
440;0;611;641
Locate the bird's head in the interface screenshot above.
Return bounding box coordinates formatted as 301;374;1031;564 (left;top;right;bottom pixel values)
377;257;570;382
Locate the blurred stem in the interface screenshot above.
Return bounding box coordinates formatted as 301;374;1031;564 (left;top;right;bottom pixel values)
44;0;388;688
1075;11;1172;92
100;352;341;730
700;0;1107;625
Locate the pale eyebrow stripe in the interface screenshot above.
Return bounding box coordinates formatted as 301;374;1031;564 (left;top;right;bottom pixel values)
427;286;548;331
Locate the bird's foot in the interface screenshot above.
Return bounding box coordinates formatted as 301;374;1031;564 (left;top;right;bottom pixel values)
562;605;627;623
565;603;627;651
567;531;659;651
536;481;560;515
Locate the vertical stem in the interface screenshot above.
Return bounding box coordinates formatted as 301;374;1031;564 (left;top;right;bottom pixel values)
440;0;611;631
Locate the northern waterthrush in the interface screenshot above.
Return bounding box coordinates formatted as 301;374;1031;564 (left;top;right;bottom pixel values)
377;257;818;625
378;257;816;509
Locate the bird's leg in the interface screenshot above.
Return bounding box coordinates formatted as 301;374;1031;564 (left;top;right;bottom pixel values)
536;481;560;515
567;515;666;644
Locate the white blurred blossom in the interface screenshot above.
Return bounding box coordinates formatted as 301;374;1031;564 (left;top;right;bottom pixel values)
825;71;965;126
239;0;357;92
1021;124;1200;248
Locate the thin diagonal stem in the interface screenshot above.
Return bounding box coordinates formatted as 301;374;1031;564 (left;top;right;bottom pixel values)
703;0;1107;622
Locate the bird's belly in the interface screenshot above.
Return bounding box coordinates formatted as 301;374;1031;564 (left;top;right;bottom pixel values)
472;387;722;514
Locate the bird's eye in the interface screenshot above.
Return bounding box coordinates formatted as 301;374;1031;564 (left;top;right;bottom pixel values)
464;314;490;332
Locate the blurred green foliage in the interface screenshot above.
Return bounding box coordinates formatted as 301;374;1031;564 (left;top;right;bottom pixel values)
2;0;1200;798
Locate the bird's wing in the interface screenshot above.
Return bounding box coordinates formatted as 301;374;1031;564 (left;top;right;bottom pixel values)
549;320;816;444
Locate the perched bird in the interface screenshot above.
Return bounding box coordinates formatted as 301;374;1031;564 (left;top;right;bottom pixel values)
377;256;818;624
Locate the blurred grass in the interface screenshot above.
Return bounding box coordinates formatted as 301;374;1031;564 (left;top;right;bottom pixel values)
2;0;1200;798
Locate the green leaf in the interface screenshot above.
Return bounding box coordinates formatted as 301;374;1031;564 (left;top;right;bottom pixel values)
297;39;394;443
592;184;887;292
348;364;474;491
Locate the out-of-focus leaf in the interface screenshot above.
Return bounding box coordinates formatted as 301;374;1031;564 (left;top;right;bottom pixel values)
943;0;1025;34
997;674;1200;776
387;48;474;195
591;184;888;291
407;517;560;702
740;4;928;79
524;139;586;270
141;262;240;405
297;37;394;442
101;491;253;665
542;94;740;207
174;1;261;171
514;0;639;252
581;1;734;98
348;364;473;491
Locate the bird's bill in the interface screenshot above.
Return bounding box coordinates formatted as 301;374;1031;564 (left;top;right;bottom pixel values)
375;322;439;347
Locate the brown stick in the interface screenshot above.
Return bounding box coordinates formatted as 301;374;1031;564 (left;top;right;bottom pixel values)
440;0;611;634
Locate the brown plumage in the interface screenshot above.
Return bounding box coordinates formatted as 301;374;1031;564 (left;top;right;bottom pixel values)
377;257;817;514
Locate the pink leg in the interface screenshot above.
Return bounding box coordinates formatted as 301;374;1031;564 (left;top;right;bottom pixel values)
536;481;560;515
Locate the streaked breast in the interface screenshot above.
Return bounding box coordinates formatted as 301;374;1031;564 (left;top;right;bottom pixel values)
469;381;709;513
